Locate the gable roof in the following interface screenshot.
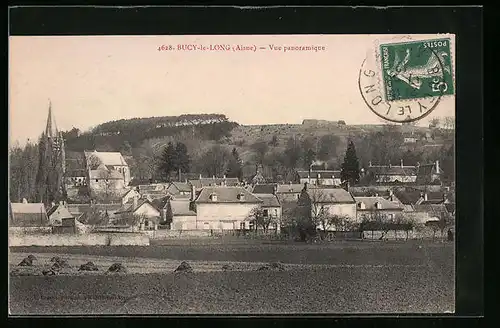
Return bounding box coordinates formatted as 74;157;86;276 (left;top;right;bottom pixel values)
256;194;281;207
168;182;192;193
276;184;304;194
354;196;404;211
10;202;49;227
151;196;170;210
84;151;128;166
170;199;196;216
393;189;423;205
414;203;449;216
303;187;356;204
252;184;276;194
47;204;74;220
195;187;262;204
115;199;159;214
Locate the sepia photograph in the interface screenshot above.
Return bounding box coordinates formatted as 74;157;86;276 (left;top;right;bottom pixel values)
9;33;456;315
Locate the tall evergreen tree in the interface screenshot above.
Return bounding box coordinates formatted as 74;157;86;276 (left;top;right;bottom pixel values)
227;147;243;179
175;142;191;174
340;140;360;186
158;142;176;181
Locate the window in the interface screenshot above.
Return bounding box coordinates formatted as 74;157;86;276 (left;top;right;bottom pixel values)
263;209;269;217
96;179;99;182
274;209;278;216
249;221;255;230
240;222;245;230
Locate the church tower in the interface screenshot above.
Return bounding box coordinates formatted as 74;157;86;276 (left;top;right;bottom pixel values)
36;100;66;204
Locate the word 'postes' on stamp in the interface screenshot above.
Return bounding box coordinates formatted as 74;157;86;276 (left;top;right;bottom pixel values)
358;57;441;124
380;38;454;102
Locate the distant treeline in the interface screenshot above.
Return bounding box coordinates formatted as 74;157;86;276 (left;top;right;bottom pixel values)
63;114;238;151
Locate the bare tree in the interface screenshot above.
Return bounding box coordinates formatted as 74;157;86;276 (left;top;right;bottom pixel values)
429;117;441;129
247;207;277;233
86;154;103;170
442;116;455;130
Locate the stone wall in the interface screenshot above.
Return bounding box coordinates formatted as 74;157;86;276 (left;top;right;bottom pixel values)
9;233;149;247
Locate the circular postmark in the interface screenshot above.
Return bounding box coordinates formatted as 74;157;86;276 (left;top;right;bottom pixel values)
358;39;448;123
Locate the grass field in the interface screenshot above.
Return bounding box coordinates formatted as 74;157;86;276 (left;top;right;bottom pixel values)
9;240;454;315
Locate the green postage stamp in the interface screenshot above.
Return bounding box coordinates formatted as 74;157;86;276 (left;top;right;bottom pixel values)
380;38;454;102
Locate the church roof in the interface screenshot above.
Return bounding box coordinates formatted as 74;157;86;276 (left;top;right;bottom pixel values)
45;101;59;138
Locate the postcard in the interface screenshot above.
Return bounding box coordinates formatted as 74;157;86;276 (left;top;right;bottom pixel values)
9;34;455;315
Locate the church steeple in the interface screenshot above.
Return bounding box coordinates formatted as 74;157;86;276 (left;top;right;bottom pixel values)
45;99;58;139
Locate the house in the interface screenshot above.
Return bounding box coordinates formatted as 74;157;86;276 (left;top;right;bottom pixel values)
115;197;161;230
152;196;198;230
47;201;74;226
88;168;126;193
136;183;170;200
9;199;50;227
403;132;418;144
66;203;123;222
255;193;282;231
296;169;342;186
84;150;131;186
250;165;267;185
166;182;193;197
189;176;240;189
64;169;88;188
354;196;405;223
194;186;263;230
413;203;450;225
252;183;305;203
297;183;357;229
415;160;443;185
120;188;141;205
366;160;418;184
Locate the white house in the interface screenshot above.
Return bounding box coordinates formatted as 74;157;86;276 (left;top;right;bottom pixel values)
194;186;263;230
84;150;131;187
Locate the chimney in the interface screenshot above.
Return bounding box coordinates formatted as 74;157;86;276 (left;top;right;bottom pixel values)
223;174;226;179
199;174;202;179
212;175;215;179
289;181;292;185
424;193;428;201
133;196;138;210
400;159;403;168
369;161;372;167
22;198;28;204
435;160;440;174
190;185;196;201
51;201;56;207
59;200;63;206
161;208;167;221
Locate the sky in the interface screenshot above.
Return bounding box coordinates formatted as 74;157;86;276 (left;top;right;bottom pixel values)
9;34;455;145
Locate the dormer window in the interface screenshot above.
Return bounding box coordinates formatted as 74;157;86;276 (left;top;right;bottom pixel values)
210;193;218;202
375;202;382;210
237;193;245;201
358;202;366;210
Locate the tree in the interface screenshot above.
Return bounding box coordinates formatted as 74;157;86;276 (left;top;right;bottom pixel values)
227;147;243;179
35;133;65;204
163;200;173;229
442;116;455;130
340;140;360;185
284;137;303;169
248;207;276;233
200;144;232;177
120;141;133;156
175;142;191;175
317;134;341;161
251;140;269;164
269;135;279;147
86;154;103;170
158;142;177;181
429;117;441;129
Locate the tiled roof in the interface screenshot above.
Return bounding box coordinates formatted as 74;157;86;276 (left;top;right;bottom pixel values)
276;184;304;194
252;184;276;194
414;204;449;216
189;178;240;188
65;169;87;178
256;194;281;207
10;203;49;227
89;169;123;180
47;204;74;220
138;184;168;192
170;199;196;216
368;166;418;176
168;182;192;193
394;189;423;205
195;187;262;204
303;187;355;204
354;196;404;211
151;196;170;210
84;151;128;166
66;203;122;216
115;199;154;214
296;170;339;179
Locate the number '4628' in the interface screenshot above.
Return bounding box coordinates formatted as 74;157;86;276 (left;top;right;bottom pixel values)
158;45;173;51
